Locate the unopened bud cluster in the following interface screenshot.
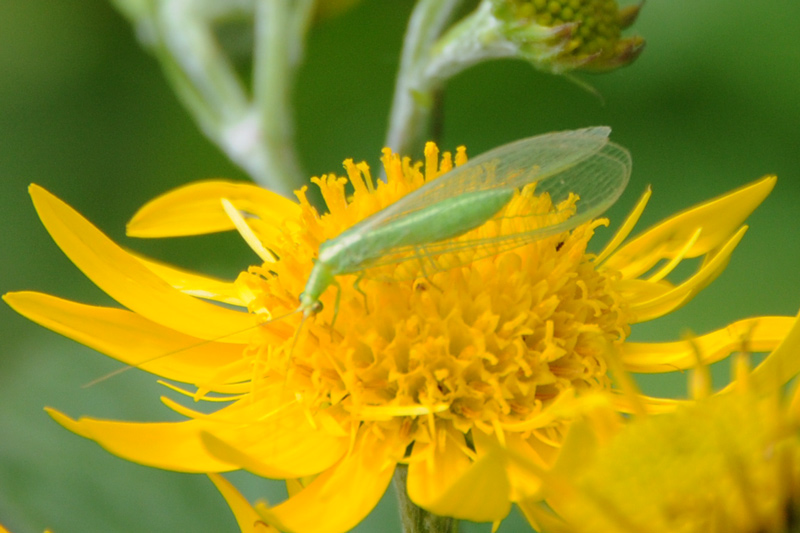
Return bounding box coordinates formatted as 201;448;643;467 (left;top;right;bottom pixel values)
496;0;644;72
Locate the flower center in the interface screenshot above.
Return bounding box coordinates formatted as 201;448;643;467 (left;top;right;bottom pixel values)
237;146;631;439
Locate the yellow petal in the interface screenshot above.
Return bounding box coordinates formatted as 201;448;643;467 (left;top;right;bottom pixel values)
48;392;335;473
517;499;565;533
158;391;349;478
743;310;800;395
133;253;246;306
612;278;673;304
29;184;259;343
127;180;300;238
209;474;276;533
594;186;652;265
47;408;239;472
408;431;512;522
626;226;746;322
199;420;349;479
548;418;599;481
603;176;776;279
406;433;471;509
620;316;795;372
611;392;685;415
286;478;305;498
221;197;277;263
504;433;557;501
256;428;398;533
4;291;248;383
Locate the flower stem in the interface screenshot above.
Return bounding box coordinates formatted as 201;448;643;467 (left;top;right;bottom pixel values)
384;0;463;157
394;465;459;533
111;0;310;196
251;0;311;195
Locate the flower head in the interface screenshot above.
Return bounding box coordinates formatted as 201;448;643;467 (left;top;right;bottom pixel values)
4;138;789;531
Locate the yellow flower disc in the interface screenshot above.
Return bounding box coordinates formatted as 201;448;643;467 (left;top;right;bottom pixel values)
233;144;630;439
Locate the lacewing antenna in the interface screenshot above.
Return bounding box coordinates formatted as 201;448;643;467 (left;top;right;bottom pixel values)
82;307;304;388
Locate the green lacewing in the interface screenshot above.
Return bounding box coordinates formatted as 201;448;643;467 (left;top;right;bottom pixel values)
88;126;631;385
299;126;631;320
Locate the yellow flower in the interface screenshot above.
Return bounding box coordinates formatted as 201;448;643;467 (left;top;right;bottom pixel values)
4;141;791;532
520;312;800;533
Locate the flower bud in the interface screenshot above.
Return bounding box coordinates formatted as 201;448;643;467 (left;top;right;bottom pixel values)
492;0;645;73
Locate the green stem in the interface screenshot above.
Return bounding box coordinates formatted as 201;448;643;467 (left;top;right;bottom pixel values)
384;0;463;157
112;0;311;196
252;0;312;195
385;0;573;157
394;465;459;533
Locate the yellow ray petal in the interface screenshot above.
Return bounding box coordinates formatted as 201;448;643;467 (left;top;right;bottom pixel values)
612;278;673;303
407;433;471;509
29;184;259;343
133;253;246;306
201;428;348;479
611;392;685;415
546;417;598;480
47;392;325;473
602;176;776;279
644;227;701;282
620;316;795;373
594;186;651;265
408;430;512;522
516;499;566;533
159;393;349;478
256;428;399;533
164;385;290;423
4;291;248;383
285;478;306;498
208;474;276;533
740;310;800;395
47;408;239;473
221;198;277;263
503;433;556;501
127;180;300;238
626;226;746;322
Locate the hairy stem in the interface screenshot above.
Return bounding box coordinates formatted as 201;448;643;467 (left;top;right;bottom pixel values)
394;465;459;533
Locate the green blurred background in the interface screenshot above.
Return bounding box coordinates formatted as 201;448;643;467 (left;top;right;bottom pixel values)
1;1;799;531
